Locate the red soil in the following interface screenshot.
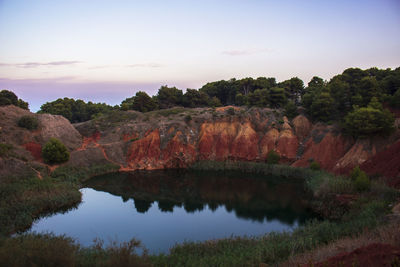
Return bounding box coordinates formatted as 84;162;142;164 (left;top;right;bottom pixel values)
310;243;400;267
361;141;400;187
23;142;42;161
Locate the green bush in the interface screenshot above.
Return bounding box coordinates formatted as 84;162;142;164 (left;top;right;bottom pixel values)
184;115;192;123
17;115;38;130
266;150;280;164
354;171;371;192
343;106;394;137
350;165;363;181
350;166;371;192
42;138;70;164
309;161;321;170
227;107;235;115
0;143;13;157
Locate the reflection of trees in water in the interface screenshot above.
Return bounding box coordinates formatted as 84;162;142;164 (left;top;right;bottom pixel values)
86;170;315;224
134;198;153;213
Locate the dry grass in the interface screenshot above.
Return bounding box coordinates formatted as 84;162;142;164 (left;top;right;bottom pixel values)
280;217;400;266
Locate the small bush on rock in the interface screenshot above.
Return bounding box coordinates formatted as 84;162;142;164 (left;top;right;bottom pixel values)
42;138;70;164
350;166;371;192
17;115;38;130
310;161;321;170
266;150;280;164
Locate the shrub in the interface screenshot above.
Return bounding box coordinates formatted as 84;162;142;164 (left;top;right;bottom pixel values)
266;150;280;164
0;143;13;157
354;171;371;192
310;161;321;170
343;106;394;137
284;101;298;119
17;115;38;130
350;166;363;181
42;138;70;164
184;115;192;123
227;107;235;115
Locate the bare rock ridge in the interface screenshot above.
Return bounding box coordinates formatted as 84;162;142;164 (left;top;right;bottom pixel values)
1;105;400;183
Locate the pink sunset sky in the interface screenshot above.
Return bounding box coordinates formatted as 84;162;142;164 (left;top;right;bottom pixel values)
0;0;399;111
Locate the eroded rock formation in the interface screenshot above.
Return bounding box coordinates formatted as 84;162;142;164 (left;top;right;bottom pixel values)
1;105;400;182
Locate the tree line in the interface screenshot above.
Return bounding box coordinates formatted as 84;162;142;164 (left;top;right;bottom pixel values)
1;67;399;137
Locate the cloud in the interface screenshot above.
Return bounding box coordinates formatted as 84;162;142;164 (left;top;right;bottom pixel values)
221;48;272;56
126;63;163;68
0;61;82;68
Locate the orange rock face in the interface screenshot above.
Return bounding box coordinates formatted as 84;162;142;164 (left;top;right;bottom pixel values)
162;131;197;168
230;122;259;160
126;129;161;169
276;129;299;160
260;128;279;158
292;115;312;140
198;121;259;161
293;133;351;170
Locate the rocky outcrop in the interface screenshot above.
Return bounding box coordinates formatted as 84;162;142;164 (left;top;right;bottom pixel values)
1;105;400;183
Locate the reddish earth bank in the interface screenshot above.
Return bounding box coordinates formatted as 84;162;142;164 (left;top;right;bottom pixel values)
310;243;400;267
1;105;399;183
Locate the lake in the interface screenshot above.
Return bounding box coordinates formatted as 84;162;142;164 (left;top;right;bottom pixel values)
29;170;315;253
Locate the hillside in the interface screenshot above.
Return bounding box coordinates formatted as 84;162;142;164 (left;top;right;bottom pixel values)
1;105;399;185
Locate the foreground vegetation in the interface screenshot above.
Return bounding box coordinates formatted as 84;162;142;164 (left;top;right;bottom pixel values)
0;161;398;266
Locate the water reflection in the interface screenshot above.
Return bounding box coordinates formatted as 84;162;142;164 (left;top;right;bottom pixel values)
85;170;314;225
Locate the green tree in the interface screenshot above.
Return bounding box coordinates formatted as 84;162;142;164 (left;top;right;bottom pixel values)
268;87;287;108
390;88;400;108
182;89;210;108
156;86;183;109
235;93;247;106
284;101;298;119
121;91;157;112
0;90;29;110
280;77;304;104
309;91;335;122
200;79;238;105
208;96;222;107
42;138;70;164
39;98;114;123
343;99;395;137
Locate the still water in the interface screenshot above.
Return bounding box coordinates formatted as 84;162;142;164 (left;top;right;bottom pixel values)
30;170;315;253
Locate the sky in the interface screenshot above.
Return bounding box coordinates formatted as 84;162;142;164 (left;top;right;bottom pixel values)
0;0;399;111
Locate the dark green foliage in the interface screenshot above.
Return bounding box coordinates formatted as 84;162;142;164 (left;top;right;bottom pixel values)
266;150;280;164
268;87;287;108
227;107;235;115
354;172;371;192
284;101;298;119
208;96;222;107
0;143;13;157
184;115;192;123
309;91;335;122
343;99;394;137
121;91;157;112
17;115;38;130
182;89;209;108
38;97;115;123
390;88;400;108
309;161;321;170
0;90;29;110
279;77;304;104
42;138;70;164
156;85;183;109
235;93;247;106
0;233;152;267
350;166;371;192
